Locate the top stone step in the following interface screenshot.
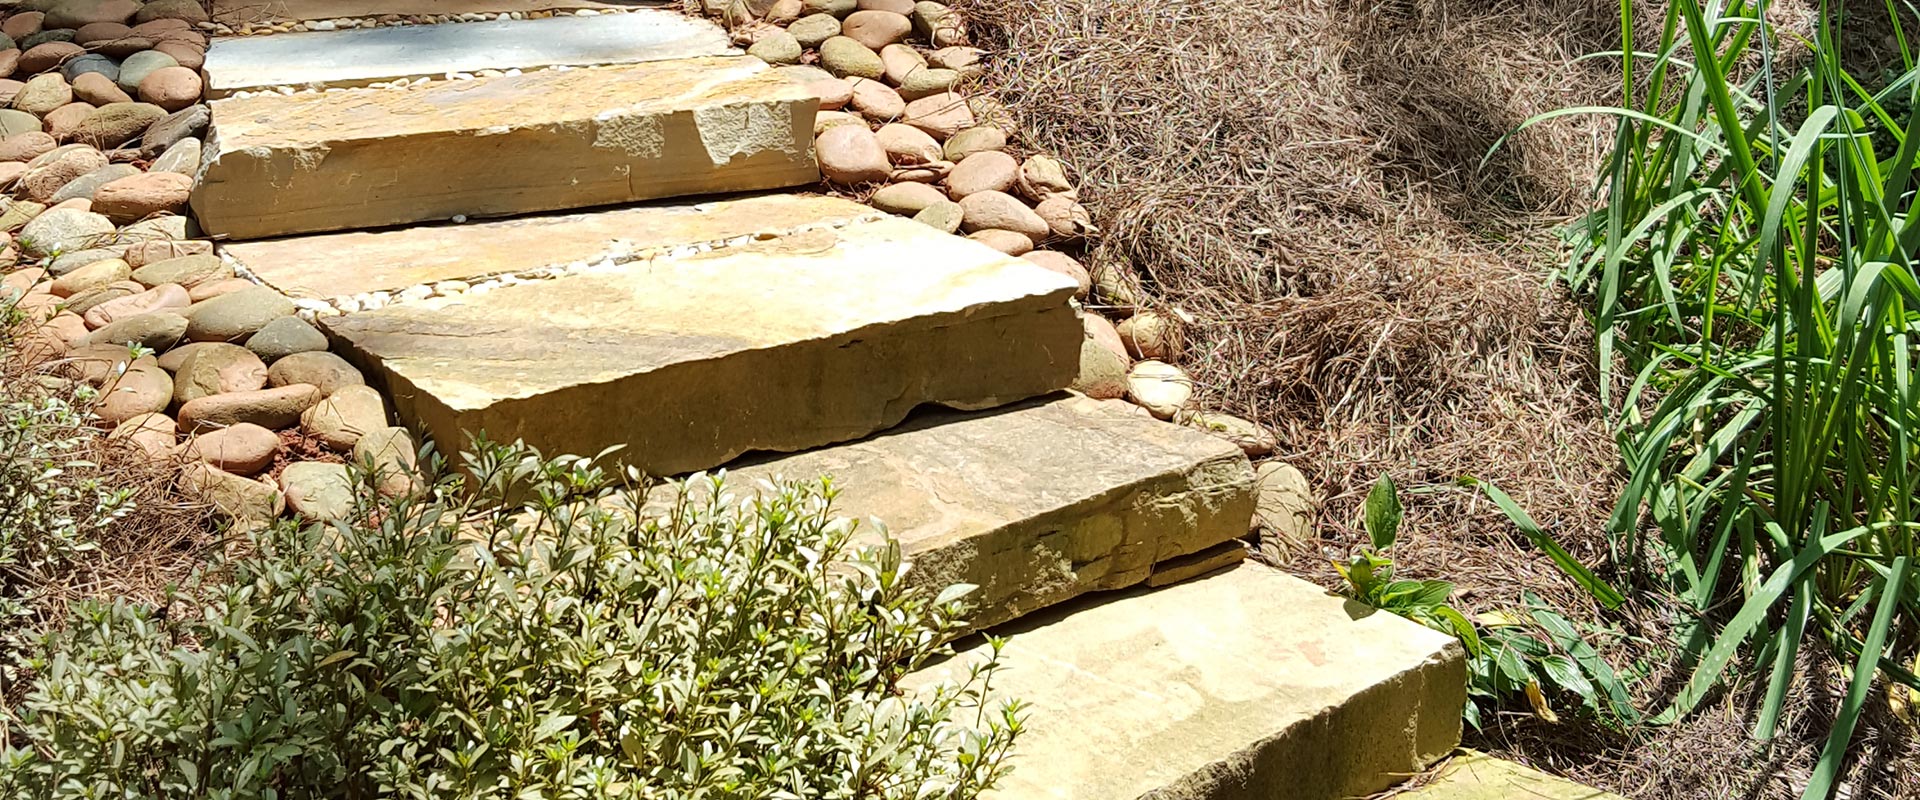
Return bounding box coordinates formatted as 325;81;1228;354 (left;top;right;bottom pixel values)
213;1;657;25
204;9;732;96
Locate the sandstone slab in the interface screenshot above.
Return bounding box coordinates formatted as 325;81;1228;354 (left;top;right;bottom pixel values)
905;564;1468;800
203;10;733;96
223;193;878;302
654;394;1254;631
324;212;1080;477
212;0;640;23
1393;751;1624;800
191;57;820;239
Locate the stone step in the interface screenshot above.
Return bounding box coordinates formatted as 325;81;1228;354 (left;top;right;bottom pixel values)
1390;751;1623;800
205;9;730;96
907;564;1468;800
231;194;1081;477
651;394;1258;632
213;1;648;25
191;58;820;239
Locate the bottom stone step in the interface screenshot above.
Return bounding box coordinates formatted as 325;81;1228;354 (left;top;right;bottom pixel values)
652;394;1257;633
1391;751;1623;800
908;564;1467;800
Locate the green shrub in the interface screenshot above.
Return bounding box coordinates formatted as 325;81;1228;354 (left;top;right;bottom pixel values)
0;444;1021;799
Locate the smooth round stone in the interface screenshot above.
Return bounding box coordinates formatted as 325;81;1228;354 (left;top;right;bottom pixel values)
48;162;136;203
122;237;208;267
1035;195;1094;238
874;122;941;165
177;461;283;527
746;30;801;65
43;99;95;141
0;108;41;136
46;244;116;275
901;91;975;139
869;181;947;216
62;279;137;316
113;49;173;93
266;351;364;398
1082;311;1126;361
12;72;70;114
857;0;914;12
153;339;219;371
788;13;840;48
1125;360;1193;419
183;422;280;476
0;130;56;161
81;281;185;327
802;0;857;16
840;9;910;50
147;134;195;173
897;67;959;101
927;45;983;71
301;384;388;452
1072;336;1129;400
21;30;77;50
0;15;36;41
815;124;890;185
776;64;851;110
1092;262;1140;309
878;42;924;84
186;277;253;302
282;461;354;522
58;341;146;384
106;410;176;460
0;199;47;231
967;228;1033;256
17;206;112;256
912;199;962;233
93;169;189;221
136;102;203;157
353;426;421;498
95;361;170;422
913;1;963;46
177;383;321;433
71;101;164;148
1018;155;1075;200
117;212;187;240
849;77;904;121
17;41;82;74
957;190;1049;242
1179;410;1276;457
819;36;884;80
60;53;116;82
134;64;196;111
245;316;326;363
47;253;125;295
945;150;1017;198
133;0;209;24
171;342;269;406
184;286;296;343
43;0;141;29
130;253;227;287
70;71;129;105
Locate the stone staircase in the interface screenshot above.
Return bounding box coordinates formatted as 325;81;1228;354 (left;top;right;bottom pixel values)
195;10;1466;798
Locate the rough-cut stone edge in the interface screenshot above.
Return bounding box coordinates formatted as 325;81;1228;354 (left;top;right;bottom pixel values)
204;9;734;96
908;564;1468;800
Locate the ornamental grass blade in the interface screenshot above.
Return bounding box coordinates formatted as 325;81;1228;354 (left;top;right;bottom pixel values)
1801;556;1908;800
1463;478;1626;609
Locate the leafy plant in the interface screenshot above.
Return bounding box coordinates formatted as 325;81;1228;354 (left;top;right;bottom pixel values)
0;442;1022;799
1338;475;1635;730
1512;2;1920;792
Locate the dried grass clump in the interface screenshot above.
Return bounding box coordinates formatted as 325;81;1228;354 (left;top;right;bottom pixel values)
956;0;1624;610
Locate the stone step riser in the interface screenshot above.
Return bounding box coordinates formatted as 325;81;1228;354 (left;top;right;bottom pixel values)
649;395;1259;633
192;57;820;239
907;565;1468;800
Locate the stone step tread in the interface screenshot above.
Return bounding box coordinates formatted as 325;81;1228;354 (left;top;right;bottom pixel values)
307;194;1081;477
907;564;1468;800
192;57;820;239
224;193;881;302
213;1;649;24
653;394;1257;632
205;9;728;96
1390;751;1623;800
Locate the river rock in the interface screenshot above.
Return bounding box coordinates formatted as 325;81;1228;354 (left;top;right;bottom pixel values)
868;181;946;215
183;285;295;342
59;52;113;82
301;384;387;452
1252;462;1314;548
353;426;422;499
81;280;184;327
957;190;1049;242
966;228;1032;256
177;383;321;432
945;149;1017;199
183;422;279;476
43;100;95;141
43;0;141;29
48;162;135;203
130;252;227;287
121;237;207;266
849;77;904;121
47;253;124;295
243;316;326;363
134;0;209;24
874;122;942;165
819;35;884;80
1072;334;1129;400
178;461;283;526
746;30;801;65
135;64;195;111
1178;410;1276;457
1021;250;1091;297
71;99;161;147
266;351;364;398
106;410;175;460
901;91;974;139
841;9;910;50
282;461;353;522
92;169;189;221
171;342;268;406
82;307;182;349
0;130;55;161
69;70;127;105
112;48;171;93
18;143;108;203
17;205;110;255
17;41;82;75
95;360;169;422
11;71;69;114
1125;360;1192;419
816;123;890;185
912;199;962;233
136;101;201;157
789;13;840;47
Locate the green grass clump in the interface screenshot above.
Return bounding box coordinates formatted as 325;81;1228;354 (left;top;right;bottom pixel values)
1526;1;1920;793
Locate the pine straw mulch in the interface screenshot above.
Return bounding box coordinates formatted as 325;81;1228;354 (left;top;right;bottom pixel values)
954;0;1919;797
